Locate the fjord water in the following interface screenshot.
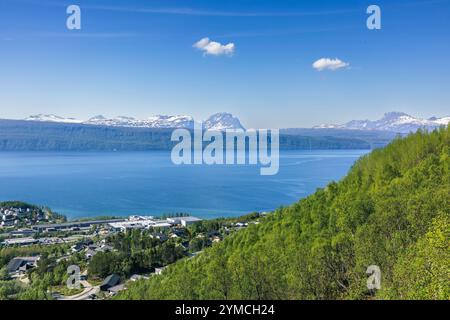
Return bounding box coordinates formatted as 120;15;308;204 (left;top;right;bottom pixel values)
0;150;368;219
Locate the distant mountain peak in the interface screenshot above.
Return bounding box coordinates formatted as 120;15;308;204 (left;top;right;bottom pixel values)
88;115;107;121
204;112;245;130
24;112;245;131
83;114;195;129
25;114;82;124
314;112;449;133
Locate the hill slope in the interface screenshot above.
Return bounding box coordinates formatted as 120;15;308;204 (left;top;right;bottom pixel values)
117;127;450;300
0;120;372;151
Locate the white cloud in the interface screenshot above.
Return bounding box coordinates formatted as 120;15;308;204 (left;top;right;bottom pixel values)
193;37;235;56
312;58;349;71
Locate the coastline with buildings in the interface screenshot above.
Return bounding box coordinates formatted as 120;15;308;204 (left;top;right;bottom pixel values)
1;201;203;245
0;200;261;300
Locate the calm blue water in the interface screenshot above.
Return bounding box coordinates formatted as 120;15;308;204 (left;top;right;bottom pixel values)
0;150;368;219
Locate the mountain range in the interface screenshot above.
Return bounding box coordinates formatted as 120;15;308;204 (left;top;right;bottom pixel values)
24;112;245;131
0;111;445;152
315;112;450;133
23;111;449;134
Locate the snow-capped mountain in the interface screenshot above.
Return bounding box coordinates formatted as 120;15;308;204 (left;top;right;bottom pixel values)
315;112;450;133
145;115;196;129
203;112;245;131
25;114;83;124
24;112;245;130
84;115;196;129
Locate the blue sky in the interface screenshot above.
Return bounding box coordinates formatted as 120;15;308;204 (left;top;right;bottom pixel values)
0;0;449;128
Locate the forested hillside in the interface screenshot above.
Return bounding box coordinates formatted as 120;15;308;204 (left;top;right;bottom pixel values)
0;120;373;151
117;127;449;300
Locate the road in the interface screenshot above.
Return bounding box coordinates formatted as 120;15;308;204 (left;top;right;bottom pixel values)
55;280;100;300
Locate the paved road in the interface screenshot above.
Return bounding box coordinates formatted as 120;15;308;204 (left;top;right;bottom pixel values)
55;280;100;300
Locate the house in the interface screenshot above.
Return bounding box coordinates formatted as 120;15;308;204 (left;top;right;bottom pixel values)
16;209;28;218
100;244;114;252
150;233;168;242
98;228;110;236
1;219;16;227
85;249;97;259
130;274;149;281
69;239;93;249
71;243;85;253
235;222;248;228
7;256;40;275
170;229;186;237
100;274;121;291
2;214;14;221
108;284;126;296
130;274;140;281
7;258;25;274
19;263;34;273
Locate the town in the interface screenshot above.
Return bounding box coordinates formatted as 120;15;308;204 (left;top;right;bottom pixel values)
0;201;264;300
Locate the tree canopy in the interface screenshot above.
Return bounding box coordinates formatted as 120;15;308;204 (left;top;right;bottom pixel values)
117;127;450;300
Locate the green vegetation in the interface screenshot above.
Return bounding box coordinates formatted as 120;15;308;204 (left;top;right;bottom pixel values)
160;213;191;219
0;201;66;225
0;211;261;300
88;215;262;280
0;280;26;299
88;230;185;279
0;245;68;270
117;127;449;300
0;244;83;300
0;201;38;210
